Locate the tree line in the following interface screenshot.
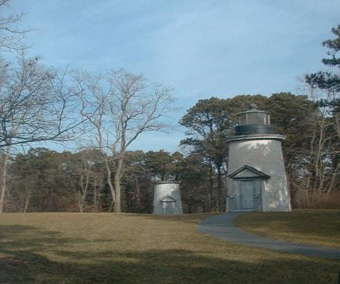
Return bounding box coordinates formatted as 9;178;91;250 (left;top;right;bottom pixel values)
2;89;339;213
3;148;208;213
0;1;339;212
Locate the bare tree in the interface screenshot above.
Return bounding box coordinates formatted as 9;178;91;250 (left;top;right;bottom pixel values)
74;69;174;213
306;85;340;195
0;56;84;213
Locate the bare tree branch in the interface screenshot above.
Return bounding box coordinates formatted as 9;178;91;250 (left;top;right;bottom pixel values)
0;56;86;148
0;0;32;51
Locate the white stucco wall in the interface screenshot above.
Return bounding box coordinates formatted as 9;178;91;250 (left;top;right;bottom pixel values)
153;182;183;214
227;137;291;211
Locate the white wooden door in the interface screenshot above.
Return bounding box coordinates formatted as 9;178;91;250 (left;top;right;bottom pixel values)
162;202;175;214
241;181;255;209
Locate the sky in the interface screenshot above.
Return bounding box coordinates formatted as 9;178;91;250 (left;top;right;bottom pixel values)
4;0;340;153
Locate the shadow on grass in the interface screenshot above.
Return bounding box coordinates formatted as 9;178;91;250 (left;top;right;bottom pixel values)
0;225;339;284
120;212;215;225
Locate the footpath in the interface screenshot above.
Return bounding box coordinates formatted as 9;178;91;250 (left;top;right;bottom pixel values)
197;213;340;259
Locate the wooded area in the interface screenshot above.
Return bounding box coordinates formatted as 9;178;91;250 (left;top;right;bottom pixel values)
2;88;339;213
0;1;339;213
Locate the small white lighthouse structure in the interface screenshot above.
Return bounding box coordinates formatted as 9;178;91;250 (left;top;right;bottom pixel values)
153;181;183;214
226;107;291;212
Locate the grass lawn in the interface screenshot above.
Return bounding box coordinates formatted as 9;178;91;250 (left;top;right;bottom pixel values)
234;209;340;249
0;213;338;284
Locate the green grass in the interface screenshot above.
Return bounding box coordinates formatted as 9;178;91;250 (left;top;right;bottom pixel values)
0;213;339;284
234;209;340;249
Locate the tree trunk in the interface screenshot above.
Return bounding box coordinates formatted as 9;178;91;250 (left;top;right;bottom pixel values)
23;180;32;213
24;191;30;213
113;157;124;213
114;184;121;213
93;177;99;211
77;190;84;213
327;163;340;194
208;163;214;212
134;175;141;209
104;157;116;211
0;145;11;213
216;166;224;212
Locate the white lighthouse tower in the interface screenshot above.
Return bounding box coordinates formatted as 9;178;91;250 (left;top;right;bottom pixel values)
153;181;183;214
226;107;291;212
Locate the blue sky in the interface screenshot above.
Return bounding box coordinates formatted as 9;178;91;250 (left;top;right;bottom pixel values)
5;0;340;153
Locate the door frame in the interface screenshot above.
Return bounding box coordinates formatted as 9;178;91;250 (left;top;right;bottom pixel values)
161;200;175;214
227;165;269;212
228;178;264;211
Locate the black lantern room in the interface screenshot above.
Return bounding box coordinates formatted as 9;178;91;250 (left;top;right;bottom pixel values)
235;107;276;136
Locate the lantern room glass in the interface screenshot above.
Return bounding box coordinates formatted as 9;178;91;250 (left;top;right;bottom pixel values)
238;111;270;126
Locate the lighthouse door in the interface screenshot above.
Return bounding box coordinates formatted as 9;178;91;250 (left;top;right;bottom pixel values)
164;202;175;214
240;180;255;210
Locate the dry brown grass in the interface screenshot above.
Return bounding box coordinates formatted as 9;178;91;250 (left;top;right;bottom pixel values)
292;192;340;209
0;213;339;284
235;209;340;249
